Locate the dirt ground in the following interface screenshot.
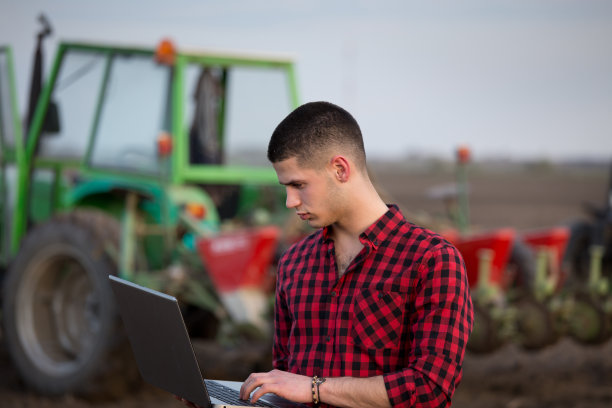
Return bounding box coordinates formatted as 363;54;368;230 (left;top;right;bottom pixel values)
1;160;610;408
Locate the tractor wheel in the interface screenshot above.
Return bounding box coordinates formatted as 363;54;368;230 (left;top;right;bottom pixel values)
2;210;139;397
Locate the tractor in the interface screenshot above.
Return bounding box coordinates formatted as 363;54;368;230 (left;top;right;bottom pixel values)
0;18;300;397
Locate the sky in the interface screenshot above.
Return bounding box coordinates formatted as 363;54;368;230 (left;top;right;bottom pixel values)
1;0;611;162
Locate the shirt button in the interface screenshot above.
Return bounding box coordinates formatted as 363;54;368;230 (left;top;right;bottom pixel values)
326;336;331;342
378;293;384;299
330;291;337;297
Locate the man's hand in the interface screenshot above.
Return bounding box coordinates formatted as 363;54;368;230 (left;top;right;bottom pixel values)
240;369;312;404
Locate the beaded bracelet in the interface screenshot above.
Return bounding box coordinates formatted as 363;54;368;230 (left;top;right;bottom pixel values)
312;375;326;407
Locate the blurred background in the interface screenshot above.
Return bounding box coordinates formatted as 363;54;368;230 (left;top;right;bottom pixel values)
1;1;611;408
2;0;612;162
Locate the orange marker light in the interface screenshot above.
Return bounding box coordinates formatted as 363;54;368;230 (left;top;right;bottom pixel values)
185;203;206;220
157;131;172;157
155;38;176;65
457;145;471;164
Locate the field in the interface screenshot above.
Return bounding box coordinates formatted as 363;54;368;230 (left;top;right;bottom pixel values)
1;159;611;408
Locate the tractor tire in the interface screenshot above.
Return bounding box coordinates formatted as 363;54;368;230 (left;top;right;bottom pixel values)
2;210;139;398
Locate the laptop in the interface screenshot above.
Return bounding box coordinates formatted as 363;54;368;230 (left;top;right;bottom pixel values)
108;275;305;408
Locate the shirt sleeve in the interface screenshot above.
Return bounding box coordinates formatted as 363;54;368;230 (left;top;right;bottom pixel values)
272;262;291;371
383;244;473;408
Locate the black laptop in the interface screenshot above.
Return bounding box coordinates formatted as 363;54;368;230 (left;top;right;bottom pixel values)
108;275;304;408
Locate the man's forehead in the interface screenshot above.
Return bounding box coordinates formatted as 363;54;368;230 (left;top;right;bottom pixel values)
273;157;318;183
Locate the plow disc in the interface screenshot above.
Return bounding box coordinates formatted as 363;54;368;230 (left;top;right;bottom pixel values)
514;296;559;350
568;293;612;345
467;303;506;354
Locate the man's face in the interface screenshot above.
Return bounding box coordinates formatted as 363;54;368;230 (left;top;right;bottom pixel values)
273;157;341;229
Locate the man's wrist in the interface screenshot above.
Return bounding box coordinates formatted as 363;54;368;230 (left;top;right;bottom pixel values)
308;375;391;408
312;375;326;406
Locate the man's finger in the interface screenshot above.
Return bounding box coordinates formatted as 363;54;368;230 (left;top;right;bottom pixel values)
249;382;275;404
240;372;265;399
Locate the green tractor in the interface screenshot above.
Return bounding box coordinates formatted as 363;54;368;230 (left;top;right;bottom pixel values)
0;19;299;397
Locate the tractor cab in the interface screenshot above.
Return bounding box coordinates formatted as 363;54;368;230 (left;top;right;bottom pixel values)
23;40;297;227
1;31;301;398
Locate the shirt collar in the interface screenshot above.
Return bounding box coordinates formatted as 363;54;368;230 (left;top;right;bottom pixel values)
321;204;404;250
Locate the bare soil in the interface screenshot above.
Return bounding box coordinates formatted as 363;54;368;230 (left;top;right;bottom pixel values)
1;160;610;408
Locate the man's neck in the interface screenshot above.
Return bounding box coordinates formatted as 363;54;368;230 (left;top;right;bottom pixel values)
328;174;389;276
335;195;388;237
330;199;386;277
330;199;388;251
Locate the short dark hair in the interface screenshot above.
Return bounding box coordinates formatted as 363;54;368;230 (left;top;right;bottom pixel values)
267;101;366;170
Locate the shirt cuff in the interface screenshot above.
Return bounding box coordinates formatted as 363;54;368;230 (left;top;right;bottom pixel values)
383;371;416;408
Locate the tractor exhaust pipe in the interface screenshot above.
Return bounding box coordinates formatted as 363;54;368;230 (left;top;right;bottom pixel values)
25;14;52;135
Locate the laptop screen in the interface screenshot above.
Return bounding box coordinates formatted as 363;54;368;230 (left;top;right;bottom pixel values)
109;275;212;407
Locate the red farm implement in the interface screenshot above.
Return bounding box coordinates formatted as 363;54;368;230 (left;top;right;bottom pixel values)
435;147;612;353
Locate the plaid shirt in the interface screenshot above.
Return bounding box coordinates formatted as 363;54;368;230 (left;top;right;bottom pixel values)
273;205;473;407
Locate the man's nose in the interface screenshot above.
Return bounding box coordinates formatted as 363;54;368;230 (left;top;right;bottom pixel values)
285;189;300;209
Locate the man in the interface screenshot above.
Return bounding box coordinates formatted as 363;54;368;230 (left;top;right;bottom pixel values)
238;101;473;408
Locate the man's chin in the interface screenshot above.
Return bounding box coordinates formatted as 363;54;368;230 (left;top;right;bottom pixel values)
305;218;330;229
306;220;318;228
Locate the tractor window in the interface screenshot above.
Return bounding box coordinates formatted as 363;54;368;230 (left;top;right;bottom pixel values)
224;66;292;165
90;53;171;173
184;64;292;167
184;65;224;165
38;50;106;159
0;49;16;147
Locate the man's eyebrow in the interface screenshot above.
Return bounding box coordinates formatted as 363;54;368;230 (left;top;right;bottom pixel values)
279;179;304;186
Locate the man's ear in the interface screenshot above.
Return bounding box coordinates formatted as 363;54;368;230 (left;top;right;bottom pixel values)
330;155;350;182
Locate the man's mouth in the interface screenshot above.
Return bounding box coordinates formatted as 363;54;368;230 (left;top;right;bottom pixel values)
297;212;309;220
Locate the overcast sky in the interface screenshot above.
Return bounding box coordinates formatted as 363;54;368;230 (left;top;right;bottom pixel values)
1;0;611;161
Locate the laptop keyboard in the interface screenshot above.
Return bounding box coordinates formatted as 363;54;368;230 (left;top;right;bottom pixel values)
205;380;275;407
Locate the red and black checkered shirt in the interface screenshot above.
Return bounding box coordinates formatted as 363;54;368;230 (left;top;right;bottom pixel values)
273;205;473;407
